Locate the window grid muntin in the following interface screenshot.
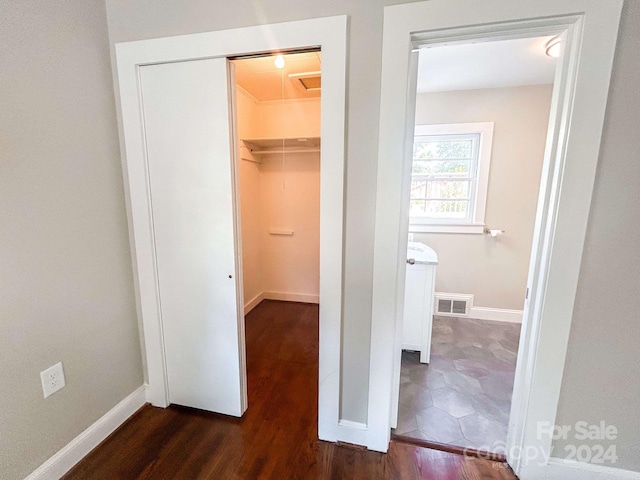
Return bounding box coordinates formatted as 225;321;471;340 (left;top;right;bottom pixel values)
410;132;481;222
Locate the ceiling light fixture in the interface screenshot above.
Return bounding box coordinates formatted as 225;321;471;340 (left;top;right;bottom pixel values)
274;55;285;69
545;36;561;58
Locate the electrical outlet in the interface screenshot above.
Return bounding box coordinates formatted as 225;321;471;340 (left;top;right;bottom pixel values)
40;362;66;398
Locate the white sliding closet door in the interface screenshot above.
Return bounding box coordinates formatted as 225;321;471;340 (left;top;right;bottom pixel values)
139;58;243;416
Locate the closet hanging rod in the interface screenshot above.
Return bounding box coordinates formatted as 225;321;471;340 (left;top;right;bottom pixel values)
250;148;320;155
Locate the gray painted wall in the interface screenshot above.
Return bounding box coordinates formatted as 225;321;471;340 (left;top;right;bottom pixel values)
104;0;417;425
414;85;553;311
553;0;640;472
104;4;640;471
0;1;143;479
3;0;638;476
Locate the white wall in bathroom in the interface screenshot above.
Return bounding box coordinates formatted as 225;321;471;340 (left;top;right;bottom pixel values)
413;84;553;311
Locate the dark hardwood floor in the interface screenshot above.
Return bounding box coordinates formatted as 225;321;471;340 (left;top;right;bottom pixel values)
63;300;517;479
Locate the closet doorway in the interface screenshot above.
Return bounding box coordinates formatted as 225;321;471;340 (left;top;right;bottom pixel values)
232;51;322;422
233;51;321;312
115;16;348;445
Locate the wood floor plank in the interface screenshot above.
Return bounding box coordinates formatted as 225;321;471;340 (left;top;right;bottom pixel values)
63;300;517;480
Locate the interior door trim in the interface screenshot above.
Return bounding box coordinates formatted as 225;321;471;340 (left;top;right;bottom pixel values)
370;1;622;474
115;16;349;444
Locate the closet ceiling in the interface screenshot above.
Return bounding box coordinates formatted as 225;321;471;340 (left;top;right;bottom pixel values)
234;52;321;101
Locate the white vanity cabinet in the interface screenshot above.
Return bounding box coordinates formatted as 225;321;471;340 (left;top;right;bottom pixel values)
402;242;438;364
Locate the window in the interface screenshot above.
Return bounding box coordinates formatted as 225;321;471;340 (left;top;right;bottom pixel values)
409;123;494;234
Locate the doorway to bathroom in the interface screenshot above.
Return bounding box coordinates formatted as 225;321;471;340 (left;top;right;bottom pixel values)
391;35;559;456
366;2;621;470
231;51;322;427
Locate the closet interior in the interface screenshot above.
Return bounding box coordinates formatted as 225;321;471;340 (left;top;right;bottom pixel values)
233;51;321;313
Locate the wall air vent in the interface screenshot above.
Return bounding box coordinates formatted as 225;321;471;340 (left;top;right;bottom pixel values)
289;71;321;92
438;299;452;313
452;300;468;314
434;293;474;317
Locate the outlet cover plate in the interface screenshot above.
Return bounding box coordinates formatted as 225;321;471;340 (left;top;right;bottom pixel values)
40;362;66;398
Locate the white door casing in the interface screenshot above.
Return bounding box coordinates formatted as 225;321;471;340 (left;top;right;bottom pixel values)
369;1;622;478
139;58;243;416
116;16;349;443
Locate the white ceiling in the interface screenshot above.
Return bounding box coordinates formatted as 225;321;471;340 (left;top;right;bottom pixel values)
234;51;321;101
235;37;556;100
417;36;557;93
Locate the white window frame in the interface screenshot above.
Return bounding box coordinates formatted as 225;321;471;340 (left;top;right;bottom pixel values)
410;122;493;234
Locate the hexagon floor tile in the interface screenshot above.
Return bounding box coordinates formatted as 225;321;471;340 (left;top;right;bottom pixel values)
430;387;475;418
391;316;520;454
416;406;466;444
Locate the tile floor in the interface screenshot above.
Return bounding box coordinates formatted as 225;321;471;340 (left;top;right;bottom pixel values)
393;316;521;454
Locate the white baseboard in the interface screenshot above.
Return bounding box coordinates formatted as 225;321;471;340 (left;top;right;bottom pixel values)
244;292;265;314
468;306;523;323
263;291;319;304
244;291;319;314
25;385;147;480
519;458;640;480
547;458;640;480
337;420;368;447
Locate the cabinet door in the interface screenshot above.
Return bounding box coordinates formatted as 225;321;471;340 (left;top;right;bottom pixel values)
419;266;436;364
402;264;427;351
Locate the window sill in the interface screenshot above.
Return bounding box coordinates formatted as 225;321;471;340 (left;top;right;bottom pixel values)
409;223;485;234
